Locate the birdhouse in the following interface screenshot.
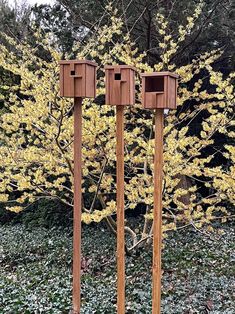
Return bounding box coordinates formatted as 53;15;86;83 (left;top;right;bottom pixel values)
105;65;136;106
141;72;179;109
59;60;97;98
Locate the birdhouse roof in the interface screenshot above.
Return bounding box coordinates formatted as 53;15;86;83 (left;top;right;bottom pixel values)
59;60;98;67
105;65;136;71
141;71;179;78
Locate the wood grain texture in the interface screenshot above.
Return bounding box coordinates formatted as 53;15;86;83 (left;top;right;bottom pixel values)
73;97;83;314
141;73;178;109
105;66;135;106
85;64;96;98
116;105;125;314
152;109;164;314
59;61;97;98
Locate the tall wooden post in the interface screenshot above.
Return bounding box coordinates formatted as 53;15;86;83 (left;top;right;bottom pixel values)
116;105;125;314
141;71;178;314
59;59;97;314
73;97;83;314
152;109;164;314
105;65;136;313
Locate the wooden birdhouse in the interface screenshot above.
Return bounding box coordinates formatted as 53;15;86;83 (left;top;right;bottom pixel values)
59;60;97;98
105;65;136;106
141;72;179;109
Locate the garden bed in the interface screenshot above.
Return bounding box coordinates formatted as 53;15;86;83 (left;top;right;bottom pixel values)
0;222;234;313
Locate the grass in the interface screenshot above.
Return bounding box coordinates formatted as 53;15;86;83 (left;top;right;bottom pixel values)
0;221;234;313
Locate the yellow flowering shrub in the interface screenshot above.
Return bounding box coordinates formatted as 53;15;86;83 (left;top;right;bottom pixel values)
0;4;234;250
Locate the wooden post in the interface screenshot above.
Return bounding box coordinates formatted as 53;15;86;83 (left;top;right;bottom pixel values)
141;71;178;314
116;105;125;314
59;59;97;314
72;97;83;314
105;65;136;314
152;108;164;314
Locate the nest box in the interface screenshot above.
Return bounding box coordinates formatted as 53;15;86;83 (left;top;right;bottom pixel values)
141;72;179;109
59;60;97;98
105;65;136;106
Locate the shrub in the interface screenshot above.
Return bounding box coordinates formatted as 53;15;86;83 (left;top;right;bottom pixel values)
0;3;234;250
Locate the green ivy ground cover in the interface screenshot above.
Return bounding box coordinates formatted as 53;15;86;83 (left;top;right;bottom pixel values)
0;222;234;313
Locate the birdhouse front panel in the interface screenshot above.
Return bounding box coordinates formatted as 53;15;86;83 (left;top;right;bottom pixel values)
167;75;178;109
105;65;136;106
85;63;97;98
59;60;97;98
141;72;178;109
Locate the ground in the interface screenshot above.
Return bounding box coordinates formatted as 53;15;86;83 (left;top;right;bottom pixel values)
0;221;234;313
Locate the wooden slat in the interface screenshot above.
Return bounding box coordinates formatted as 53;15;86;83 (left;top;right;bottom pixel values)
73;97;83;314
116;105;125;314
152;108;164;314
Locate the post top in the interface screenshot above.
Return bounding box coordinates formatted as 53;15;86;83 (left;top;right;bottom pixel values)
105;65;137;71
59;59;98;67
141;71;179;79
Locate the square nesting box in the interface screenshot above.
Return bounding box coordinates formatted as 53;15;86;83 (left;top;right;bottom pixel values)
59;60;97;98
141;72;179;109
105;65;136;106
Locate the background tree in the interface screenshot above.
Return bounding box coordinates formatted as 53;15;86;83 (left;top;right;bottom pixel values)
31;0;235;71
0;0;31;38
0;2;234;251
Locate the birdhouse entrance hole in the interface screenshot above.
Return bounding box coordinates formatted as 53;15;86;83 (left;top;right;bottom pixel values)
71;70;76;75
145;77;164;92
115;73;122;80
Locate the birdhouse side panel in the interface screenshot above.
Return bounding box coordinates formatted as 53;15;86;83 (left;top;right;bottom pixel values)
167;76;177;109
129;69;135;106
175;78;178;108
141;77;146;108
105;69;111;105
85;64;96;98
59;65;65;96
